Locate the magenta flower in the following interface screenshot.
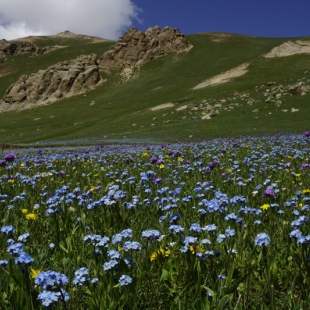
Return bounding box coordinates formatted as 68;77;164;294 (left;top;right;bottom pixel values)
152;177;162;184
263;189;275;198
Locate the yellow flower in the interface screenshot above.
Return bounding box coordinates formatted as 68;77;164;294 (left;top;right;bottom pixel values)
21;209;28;214
150;248;171;262
302;189;310;194
189;246;203;254
141;152;149;158
295;173;301;181
8;179;14;184
260;204;270;211
26;213;38;220
177;157;183;162
159;164;165;169
90;186;96;191
30;268;41;279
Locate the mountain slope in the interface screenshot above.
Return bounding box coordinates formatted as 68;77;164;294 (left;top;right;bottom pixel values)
0;31;309;145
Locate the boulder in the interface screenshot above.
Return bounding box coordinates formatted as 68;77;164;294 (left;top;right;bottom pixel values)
0;54;101;111
99;26;192;68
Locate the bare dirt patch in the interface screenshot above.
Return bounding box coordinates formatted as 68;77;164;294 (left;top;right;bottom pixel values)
193;63;249;90
175;105;188;111
151;103;175;111
264;40;310;58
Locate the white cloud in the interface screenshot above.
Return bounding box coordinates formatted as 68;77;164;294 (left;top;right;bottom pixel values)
0;0;140;40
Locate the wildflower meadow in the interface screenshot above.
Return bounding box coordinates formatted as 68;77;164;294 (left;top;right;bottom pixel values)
1;133;310;309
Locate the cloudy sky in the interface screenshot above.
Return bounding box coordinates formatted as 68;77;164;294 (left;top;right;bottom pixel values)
1;0;310;41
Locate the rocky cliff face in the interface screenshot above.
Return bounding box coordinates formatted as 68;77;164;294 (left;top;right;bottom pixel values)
99;26;192;68
1;54;101;111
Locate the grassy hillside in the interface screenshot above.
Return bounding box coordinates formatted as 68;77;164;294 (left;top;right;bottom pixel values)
0;33;309;145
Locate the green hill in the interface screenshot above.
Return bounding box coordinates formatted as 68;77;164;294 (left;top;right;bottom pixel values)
0;32;309;146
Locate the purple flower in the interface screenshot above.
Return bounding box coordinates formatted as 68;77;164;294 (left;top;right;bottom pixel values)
208;160;220;171
263;189;275;198
150;156;158;164
4;153;17;162
0;160;7;167
152;177;162;184
156;159;164;165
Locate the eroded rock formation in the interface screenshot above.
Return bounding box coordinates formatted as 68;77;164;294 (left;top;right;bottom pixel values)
1;54;101;111
99;26;192;68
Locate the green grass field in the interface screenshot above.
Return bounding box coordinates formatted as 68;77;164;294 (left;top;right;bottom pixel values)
0;33;309;145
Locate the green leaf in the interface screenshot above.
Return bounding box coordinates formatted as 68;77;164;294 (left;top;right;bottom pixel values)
160;269;169;281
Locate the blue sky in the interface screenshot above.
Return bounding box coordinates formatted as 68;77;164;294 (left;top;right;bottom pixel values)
131;0;310;38
0;0;309;40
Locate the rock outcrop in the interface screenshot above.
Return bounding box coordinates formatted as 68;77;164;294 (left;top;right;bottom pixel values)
0;39;62;59
99;26;192;68
1;26;192;111
1;54;101;111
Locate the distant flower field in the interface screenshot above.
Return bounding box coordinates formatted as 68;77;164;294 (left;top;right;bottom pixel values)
1;133;310;309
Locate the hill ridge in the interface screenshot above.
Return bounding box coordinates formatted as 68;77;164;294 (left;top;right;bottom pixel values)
0;28;310;144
